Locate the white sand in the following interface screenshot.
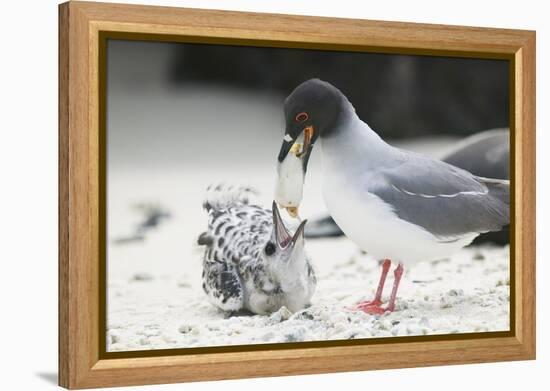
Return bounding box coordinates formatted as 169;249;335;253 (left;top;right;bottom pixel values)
106;87;509;352
108;234;509;351
107;170;509;352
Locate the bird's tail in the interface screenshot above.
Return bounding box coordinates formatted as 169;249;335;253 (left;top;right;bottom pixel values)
202;184;258;212
480;177;509;204
479;176;510;225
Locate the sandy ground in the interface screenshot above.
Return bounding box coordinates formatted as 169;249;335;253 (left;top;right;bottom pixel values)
106;86;509;352
108;220;509;351
107;170;509;352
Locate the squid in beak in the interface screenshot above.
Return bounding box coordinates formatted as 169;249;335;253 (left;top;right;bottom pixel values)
275;126;315;218
272;201;307;249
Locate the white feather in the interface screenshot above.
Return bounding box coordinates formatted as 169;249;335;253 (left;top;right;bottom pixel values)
320;122;477;265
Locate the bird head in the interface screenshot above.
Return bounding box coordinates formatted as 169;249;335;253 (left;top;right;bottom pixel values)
275;79;350;217
261;202;308;278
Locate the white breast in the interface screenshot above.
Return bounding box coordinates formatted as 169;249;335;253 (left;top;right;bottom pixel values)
320;138;476;265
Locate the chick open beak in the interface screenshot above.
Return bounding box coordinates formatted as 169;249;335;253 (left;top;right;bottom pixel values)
291;219;307;246
272;201;307;248
273;201;293;248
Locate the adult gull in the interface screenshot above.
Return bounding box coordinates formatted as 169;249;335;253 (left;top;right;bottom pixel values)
275;79;509;314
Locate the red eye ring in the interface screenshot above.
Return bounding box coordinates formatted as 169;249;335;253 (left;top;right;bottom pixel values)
295;112;309;123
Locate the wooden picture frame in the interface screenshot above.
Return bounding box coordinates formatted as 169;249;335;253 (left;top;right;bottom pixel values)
59;1;536;389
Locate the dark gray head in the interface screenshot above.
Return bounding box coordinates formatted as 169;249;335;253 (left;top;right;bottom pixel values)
275;80;351;217
278;79;350;167
262;202;307;267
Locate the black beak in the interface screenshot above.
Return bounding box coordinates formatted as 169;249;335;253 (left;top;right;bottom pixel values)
272;201;292;248
277;126;315;173
277;140;294;163
272;201;307;248
291;219;307;246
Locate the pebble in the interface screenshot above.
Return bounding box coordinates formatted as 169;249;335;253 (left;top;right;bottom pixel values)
131;273;153;282
178;324;192;334
447;289;464;296
268;306;292;324
109;332;120;344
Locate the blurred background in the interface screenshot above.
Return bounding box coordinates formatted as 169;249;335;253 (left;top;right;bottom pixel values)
106;39;509;351
107;38;509;243
108;39;509;170
170;44;509;138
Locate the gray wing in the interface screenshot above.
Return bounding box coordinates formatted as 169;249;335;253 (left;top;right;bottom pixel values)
202;258;244;312
369;154;509;239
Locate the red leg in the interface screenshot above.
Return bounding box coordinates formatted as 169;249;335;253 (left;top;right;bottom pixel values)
352;259;391;312
370;259;392;305
354;262;404;315
385;263;404;312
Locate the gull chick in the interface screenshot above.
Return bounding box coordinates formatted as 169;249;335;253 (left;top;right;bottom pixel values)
198;185;316;315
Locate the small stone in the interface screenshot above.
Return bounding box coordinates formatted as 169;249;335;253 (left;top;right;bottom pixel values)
447;289;464;297
378;319;393;331
131;273;153;282
268;306;293;324
473;252;485;261
109;332;120;344
284;326;306;342
178;324;192;334
139;338;150;346
293;309;314;320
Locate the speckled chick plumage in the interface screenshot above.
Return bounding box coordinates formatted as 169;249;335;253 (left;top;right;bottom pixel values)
198;185;316;315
